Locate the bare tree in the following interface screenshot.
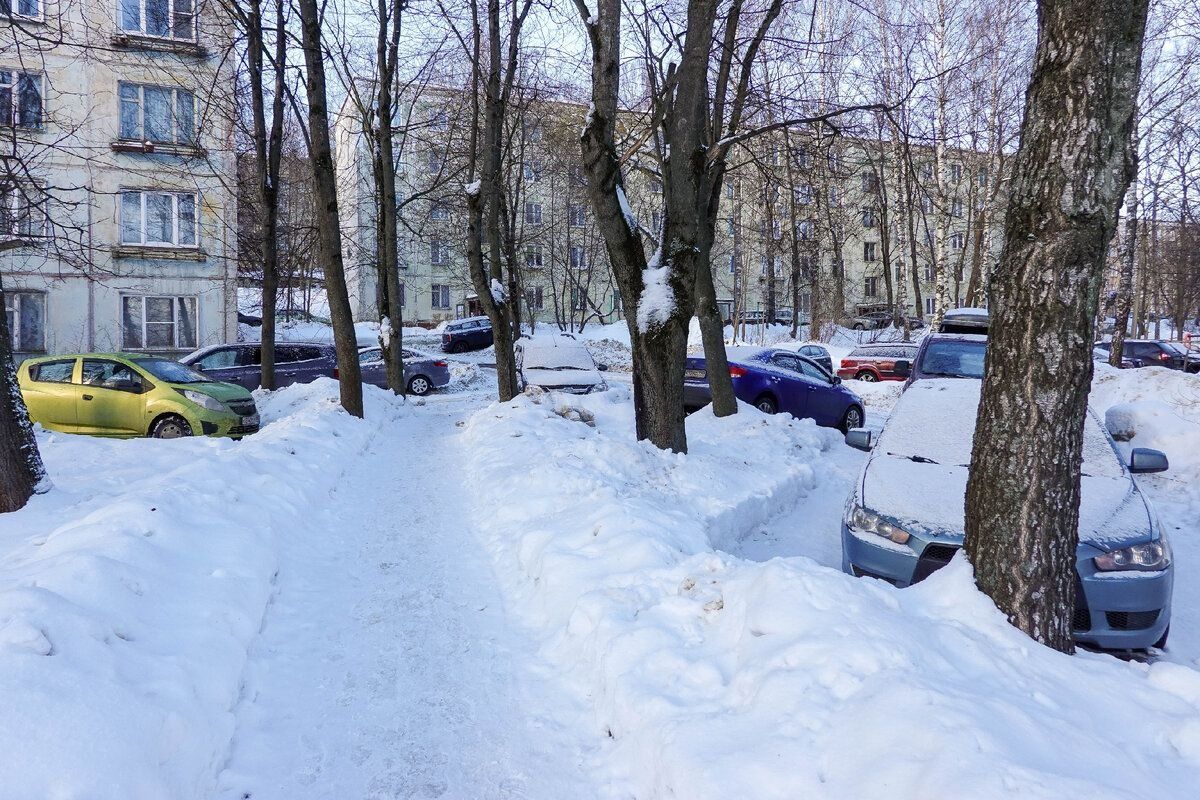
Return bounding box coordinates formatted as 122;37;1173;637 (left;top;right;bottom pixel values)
964;0;1150;652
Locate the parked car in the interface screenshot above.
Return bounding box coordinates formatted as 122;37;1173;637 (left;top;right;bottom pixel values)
846;310;892;331
514;335;608;394
842;332;1173;651
684;347;864;431
441;317;494;353
238;312;263;327
18;353;259;439
357;347;451;395
1092;345;1141;370
795;343;833;374
1094;340;1194;372
276;308;330;325
838;343;921;382
936;307;989;334
735;311;769;326
181;342;336;390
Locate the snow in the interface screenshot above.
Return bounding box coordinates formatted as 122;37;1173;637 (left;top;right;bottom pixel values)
463;385;1200;799
615;184;637;230
464;179;481;196
490;277;508;304
636;262;675;334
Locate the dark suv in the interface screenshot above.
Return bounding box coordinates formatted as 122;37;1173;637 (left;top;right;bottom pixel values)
441;317;494;353
1094;340;1195;372
181;342;337;390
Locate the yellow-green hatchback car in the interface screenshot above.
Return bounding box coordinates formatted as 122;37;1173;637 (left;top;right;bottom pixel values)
17;353;260;439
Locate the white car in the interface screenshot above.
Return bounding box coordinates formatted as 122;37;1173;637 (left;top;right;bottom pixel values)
514;335;608;394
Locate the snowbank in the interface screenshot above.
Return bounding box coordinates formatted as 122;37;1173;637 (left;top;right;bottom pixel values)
464;388;1200;799
0;380;406;798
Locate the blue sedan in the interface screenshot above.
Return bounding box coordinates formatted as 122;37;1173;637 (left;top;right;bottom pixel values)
684;347;865;431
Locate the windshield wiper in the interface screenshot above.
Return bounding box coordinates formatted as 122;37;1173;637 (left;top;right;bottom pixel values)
920;370;973;378
888;451;939;464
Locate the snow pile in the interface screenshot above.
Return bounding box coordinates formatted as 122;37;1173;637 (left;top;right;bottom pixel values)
637;263;675;334
0;380;405;798
464;389;1200;799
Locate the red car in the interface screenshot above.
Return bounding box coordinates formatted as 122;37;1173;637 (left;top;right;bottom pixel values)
837;343;920;382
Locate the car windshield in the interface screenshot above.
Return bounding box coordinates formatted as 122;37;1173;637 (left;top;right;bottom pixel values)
523;344;595;371
138;358;212;384
918;340;986;379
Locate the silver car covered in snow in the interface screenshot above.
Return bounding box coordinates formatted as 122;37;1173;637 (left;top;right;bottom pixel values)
514;335;608;394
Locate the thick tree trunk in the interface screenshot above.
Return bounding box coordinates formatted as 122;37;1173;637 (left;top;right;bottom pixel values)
296;0;363;416
0;288;47;513
964;0;1149;653
694;251;736;417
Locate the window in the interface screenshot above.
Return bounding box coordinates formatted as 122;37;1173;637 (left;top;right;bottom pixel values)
920;194;933;213
794;184;812;205
430;238;450;266
950;232;965;250
426;148;442;174
5;0;42;18
923;264;935;283
569;245;587;270
429;201;450;221
827;152;841;172
726;218;735;235
651;210;662;231
762;185;779;204
725;183;734;199
827;186;840;206
119;190;197;246
400;284;406;307
118;83;195;145
5;291;45;351
121;295;197;349
431;284;451;309
649;179;662;194
523;202;542;225
925;297;935;315
770;219;781;240
522;160;543;183
950;163;963;182
861;171;877;193
861;207;876;228
119;0;196;40
525;244;543;270
570;287;586;311
611;287;621;313
0;70;43;128
31;359;74;383
795;148;811;169
864;277;878;298
950;198;963;218
976;168;988;188
524;286;544;311
568;203;586;228
569;164;586;187
921;162;933;181
728;252;740;274
82;359;145;392
796;219;813;241
863;241;877;261
1;183;47;239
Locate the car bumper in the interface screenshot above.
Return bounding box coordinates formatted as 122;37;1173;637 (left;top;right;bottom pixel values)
683;382;713;410
187;408;259;438
842;525;1172;650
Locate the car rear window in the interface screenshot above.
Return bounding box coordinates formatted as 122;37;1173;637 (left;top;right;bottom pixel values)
31;359;74;383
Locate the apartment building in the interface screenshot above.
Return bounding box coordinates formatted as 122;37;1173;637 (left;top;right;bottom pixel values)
335;88;1002;329
1;0;236;359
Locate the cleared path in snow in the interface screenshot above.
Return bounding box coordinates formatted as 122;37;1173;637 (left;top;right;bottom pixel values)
216;392;597;799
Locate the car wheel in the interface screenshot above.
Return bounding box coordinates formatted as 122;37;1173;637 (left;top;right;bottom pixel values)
150;415;193;439
1154;625;1170;650
855;370;878;382
754;395;778;414
841;406;864;433
408;375;432;396
853;323;865;331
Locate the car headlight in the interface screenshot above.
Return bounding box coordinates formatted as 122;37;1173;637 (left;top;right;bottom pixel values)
182;389;227;413
1094;539;1171;572
590;381;608;393
847;505;911;544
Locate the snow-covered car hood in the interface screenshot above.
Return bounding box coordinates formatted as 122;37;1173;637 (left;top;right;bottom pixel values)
521;367;604;389
860;379;1155;550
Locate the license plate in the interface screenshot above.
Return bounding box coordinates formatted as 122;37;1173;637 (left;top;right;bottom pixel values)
685;369;706;381
242;414;260;427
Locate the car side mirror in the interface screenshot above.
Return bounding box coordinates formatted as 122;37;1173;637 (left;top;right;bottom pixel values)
1129;447;1169;474
845;428;873;452
832;375;842;385
597;364;609;371
893;359;911;378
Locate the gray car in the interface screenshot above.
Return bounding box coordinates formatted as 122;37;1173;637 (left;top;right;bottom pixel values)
358;347;451;396
182;342;336;390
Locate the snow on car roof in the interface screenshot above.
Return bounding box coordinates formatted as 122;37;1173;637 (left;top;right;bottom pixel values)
863;378;1150;547
943;307;989;317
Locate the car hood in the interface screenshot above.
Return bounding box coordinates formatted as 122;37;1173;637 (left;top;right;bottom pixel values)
522;367;604;388
172;381;253;402
860;379;1153;550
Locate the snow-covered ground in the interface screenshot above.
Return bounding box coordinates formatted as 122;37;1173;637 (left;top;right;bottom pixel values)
3;353;1200;797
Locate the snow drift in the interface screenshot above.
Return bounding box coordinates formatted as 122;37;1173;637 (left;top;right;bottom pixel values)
464;386;1200;799
0;380;405;798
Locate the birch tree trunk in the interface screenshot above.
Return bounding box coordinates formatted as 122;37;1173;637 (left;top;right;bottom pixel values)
0;287;47;513
296;0;364;416
964;0;1149;653
1110;166;1138;366
376;0;406;394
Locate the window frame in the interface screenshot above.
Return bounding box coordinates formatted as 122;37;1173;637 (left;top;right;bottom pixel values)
1;182;48;240
120;294;199;350
118;81;196;145
118;0;199;42
5;0;44;20
5;290;46;352
429;238;450;266
0;68;44;129
431;283;451;310
523;201;543;225
118;189;199;248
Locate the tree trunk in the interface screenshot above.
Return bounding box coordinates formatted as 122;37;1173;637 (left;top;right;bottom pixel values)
1110;176;1138;366
376;0;406;394
296;0;363;417
0;288;48;513
963;0;1149;653
694;251;736;417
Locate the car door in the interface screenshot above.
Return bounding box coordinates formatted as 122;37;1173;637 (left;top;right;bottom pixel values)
273;345;309;386
768;354;811;417
358;348;387;388
76;359;149;436
21;358;80;432
191;346;248;387
796;358;843;426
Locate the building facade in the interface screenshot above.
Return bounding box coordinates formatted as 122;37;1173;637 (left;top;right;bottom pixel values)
2;0;237;360
334;90;1003;331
